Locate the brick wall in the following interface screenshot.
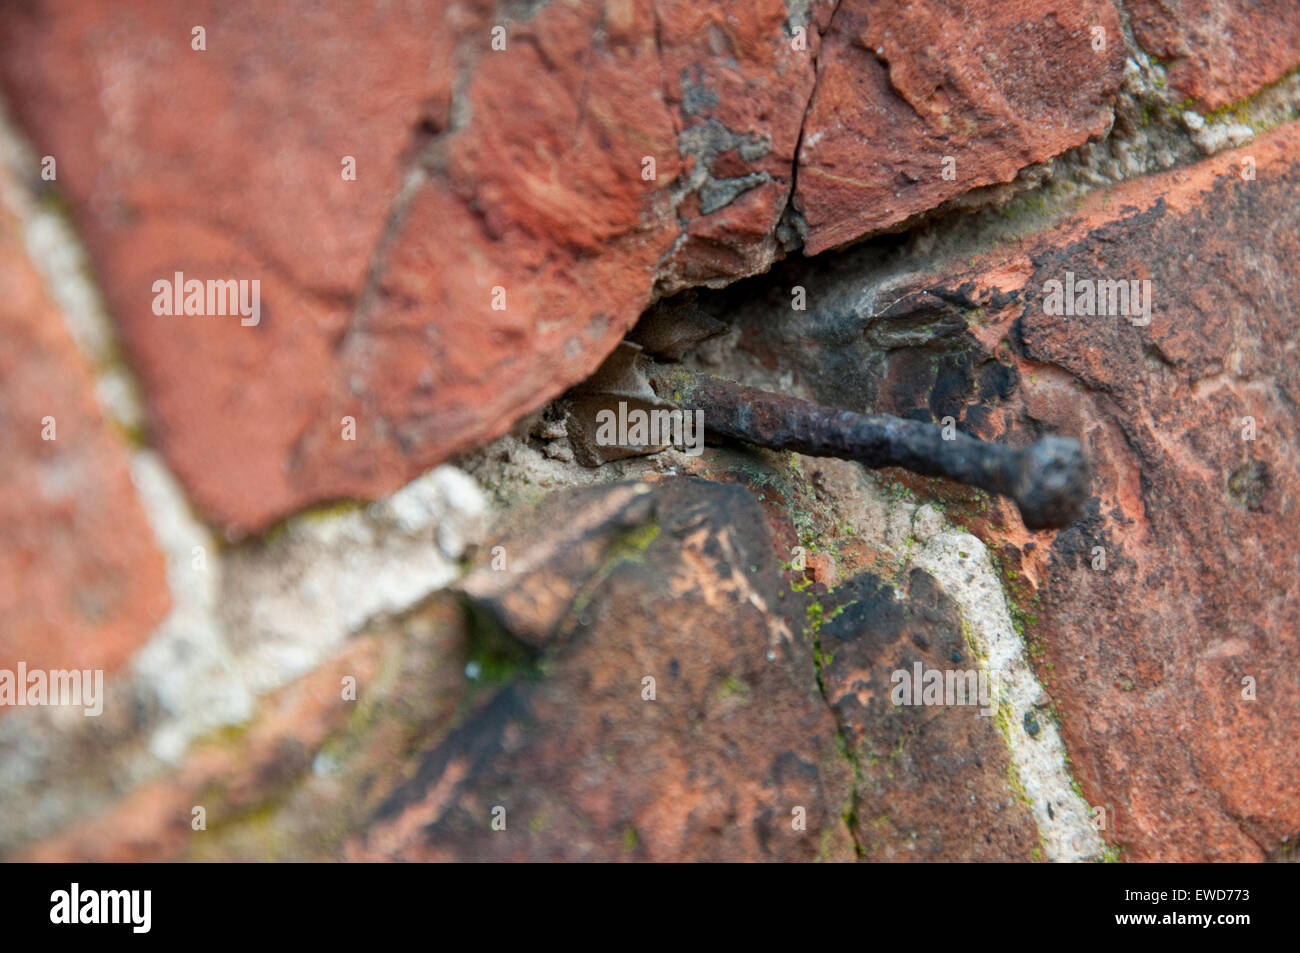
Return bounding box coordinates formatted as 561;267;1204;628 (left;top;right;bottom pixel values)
1;0;1297;862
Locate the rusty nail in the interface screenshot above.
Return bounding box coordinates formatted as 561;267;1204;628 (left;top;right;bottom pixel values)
648;368;1089;530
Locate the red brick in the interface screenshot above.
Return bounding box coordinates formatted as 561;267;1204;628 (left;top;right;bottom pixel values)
1128;0;1300;111
0;0;496;532
888;123;1300;860
0;0;1140;531
0;174;169;681
793;0;1126;254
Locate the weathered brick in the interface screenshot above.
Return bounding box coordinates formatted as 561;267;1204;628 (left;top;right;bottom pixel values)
881;123;1300;860
1;0;1134;531
1128;0;1300;111
0;171;169;680
793;0;1126;253
0;1;497;531
353;478;858;861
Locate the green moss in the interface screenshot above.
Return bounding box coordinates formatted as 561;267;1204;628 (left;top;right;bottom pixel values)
609;521;660;560
1003;754;1034;812
255;498;368;544
1203;63;1300;128
36;185;74;217
194;797;284;852
1009;602;1039;641
879;477;919;504
788;572;866;858
959;616;988;667
716;674;752;703
190;717;254;752
814;823;839;862
563;518;663;627
621;827;639;852
460;597;541;686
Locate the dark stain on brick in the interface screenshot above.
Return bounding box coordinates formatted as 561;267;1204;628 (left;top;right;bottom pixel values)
1227;459;1267;511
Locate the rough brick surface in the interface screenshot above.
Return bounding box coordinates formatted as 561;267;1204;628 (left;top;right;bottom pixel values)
793;0;1126;253
820;569;1041;860
0;0;498;532
3;0;1298;865
21;627;397;861
1128;0;1300;111
356;479;857;862
1001;129;1300;860
737;124;1300;861
17;481;863;861
0;170;169;679
0;0;1135;532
